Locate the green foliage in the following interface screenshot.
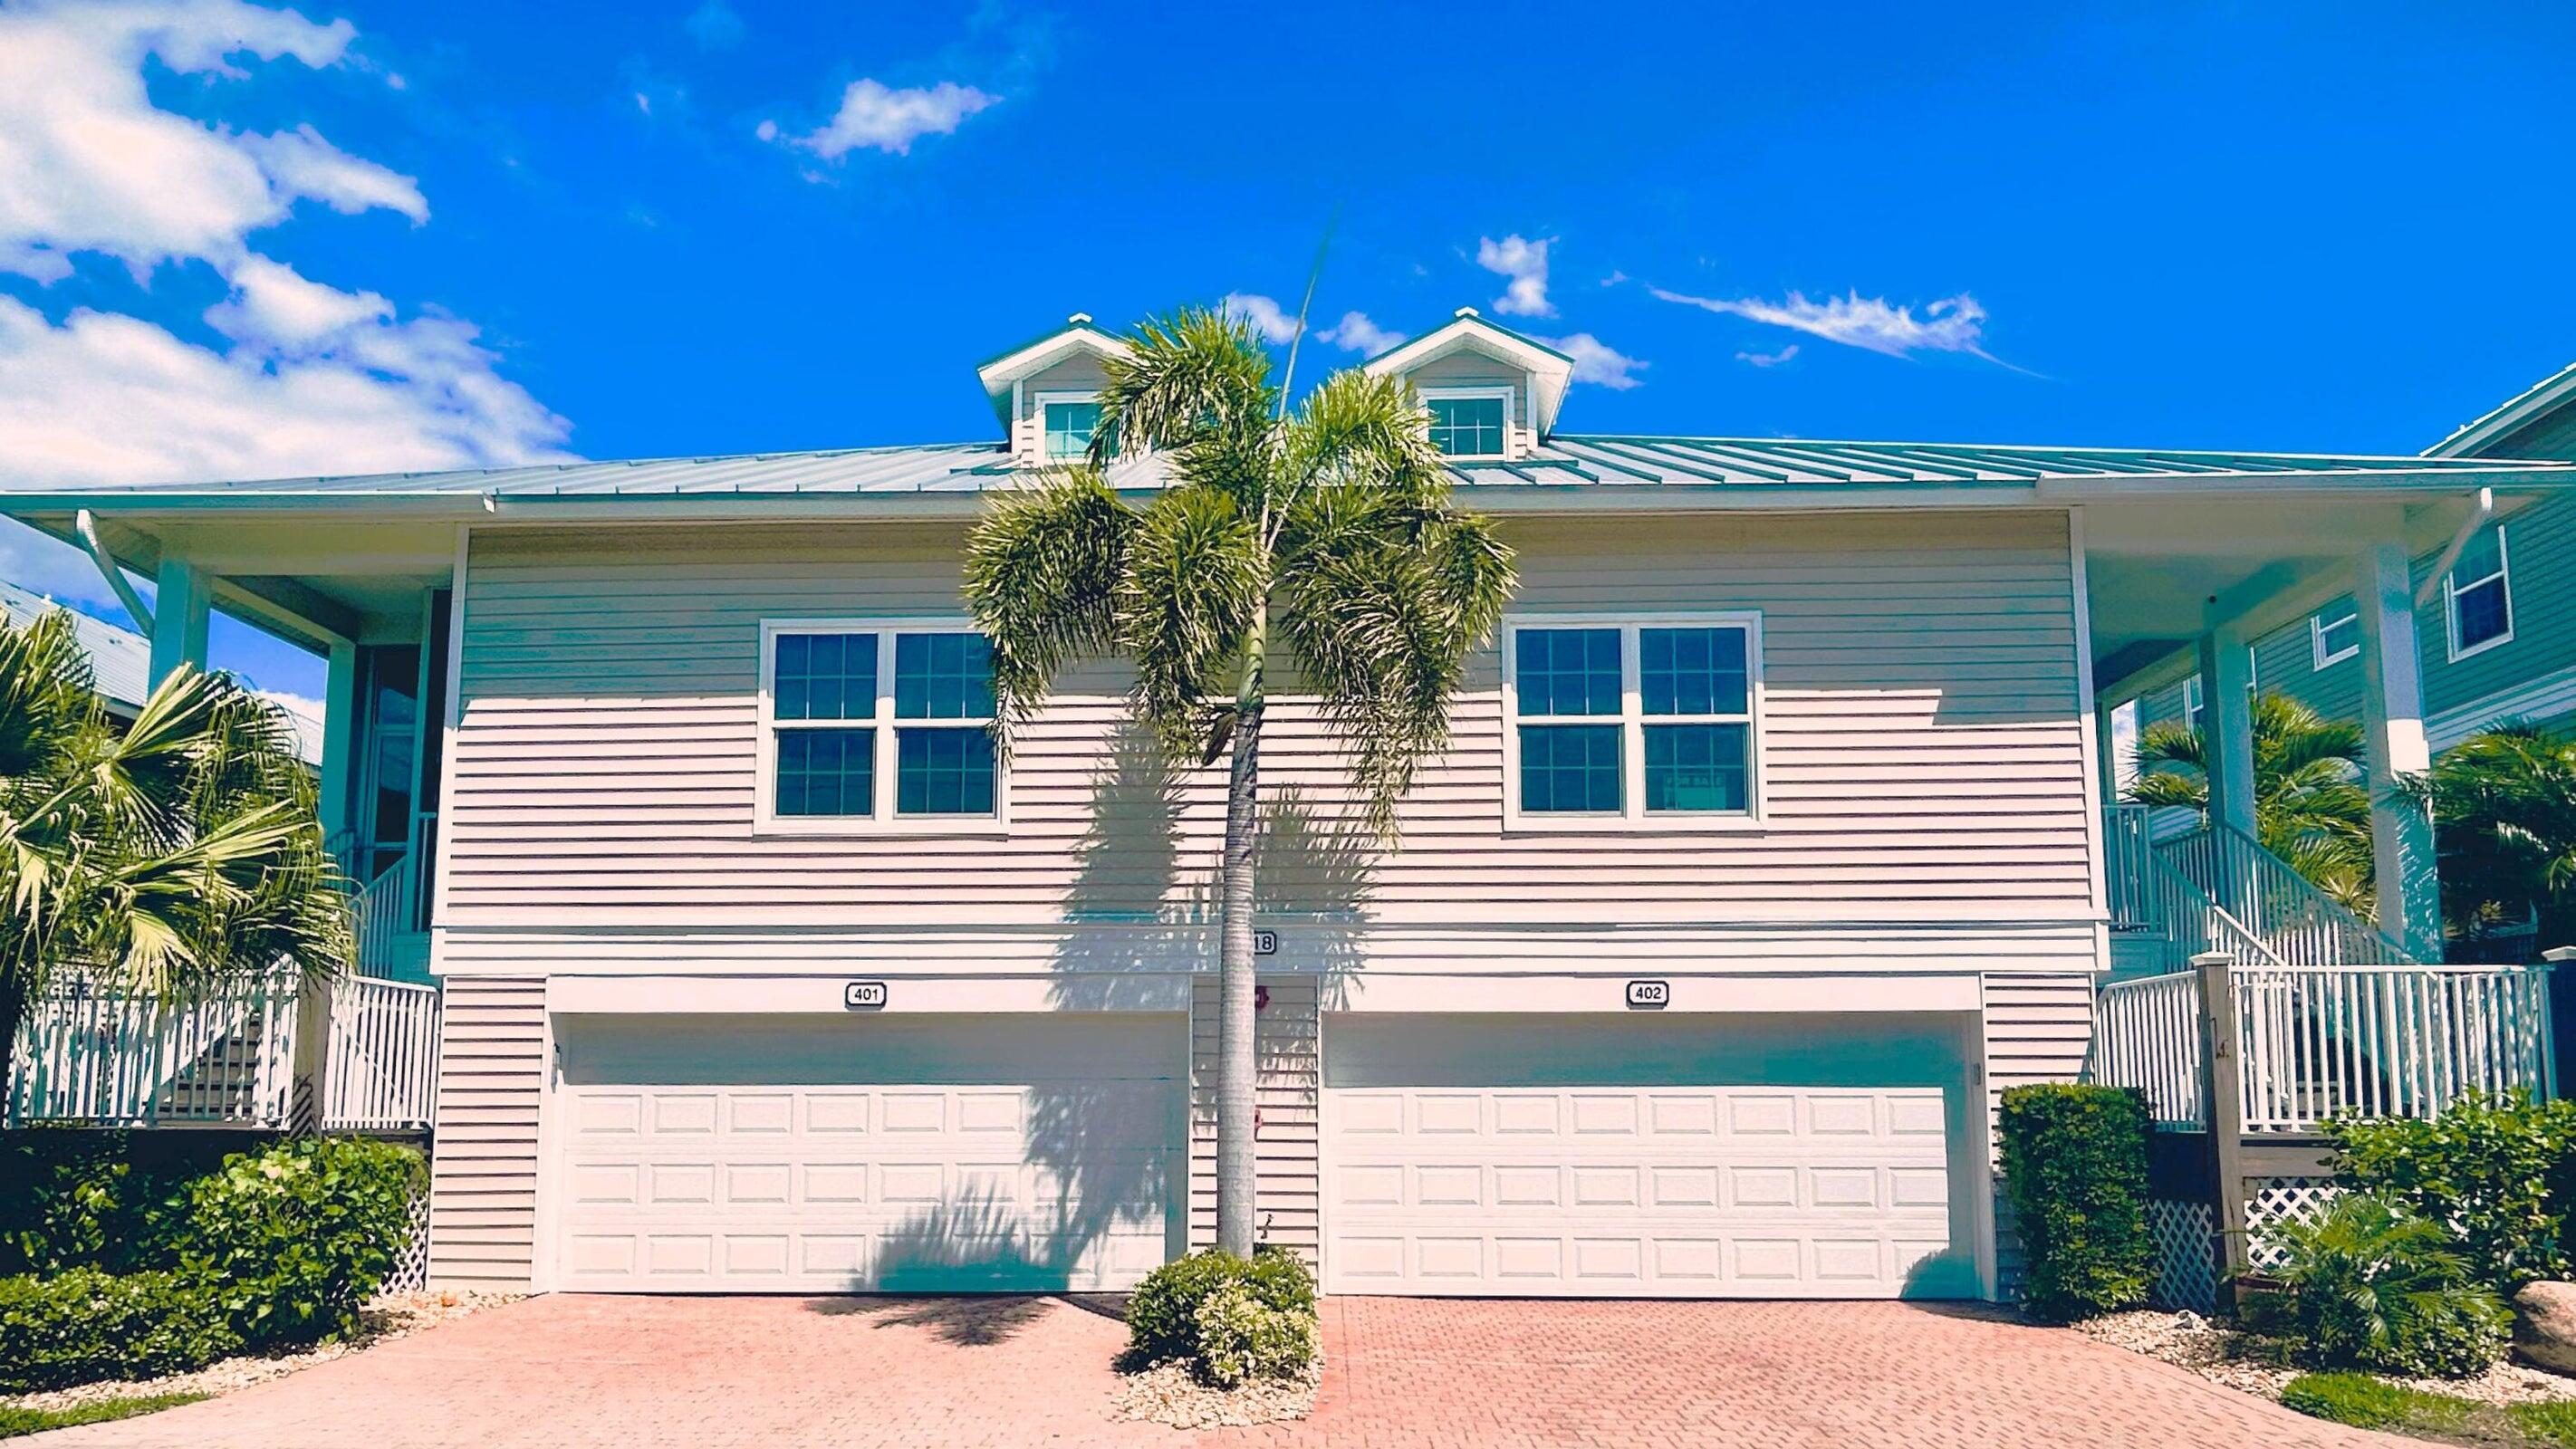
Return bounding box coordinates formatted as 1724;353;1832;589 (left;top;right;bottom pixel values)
1195;1279;1320;1387
2407;718;2576;945
2278;1372;2474;1433
1125;1247;1320;1377
2251;1193;2509;1378
2326;1089;2576;1291
0;1268;240;1392
171;1137;428;1348
0;1128;262;1276
0;1392;210;1439
2513;1399;2576;1447
1996;1083;2152;1320
2127;690;2375;911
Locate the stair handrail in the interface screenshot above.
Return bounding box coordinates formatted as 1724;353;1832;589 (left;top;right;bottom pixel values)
2158;820;2421;968
351;853;417;980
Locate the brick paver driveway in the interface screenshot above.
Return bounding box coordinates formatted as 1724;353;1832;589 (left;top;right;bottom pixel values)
29;1295;2401;1449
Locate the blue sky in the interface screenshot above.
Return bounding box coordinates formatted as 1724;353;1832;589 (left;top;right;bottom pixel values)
1;0;2572;699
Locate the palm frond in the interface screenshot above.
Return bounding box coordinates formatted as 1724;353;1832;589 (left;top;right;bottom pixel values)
963;466;1137;745
1115;485;1265;754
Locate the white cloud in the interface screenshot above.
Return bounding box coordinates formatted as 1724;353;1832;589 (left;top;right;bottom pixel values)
0;0;574;506
767;79;999;161
1475;234;1553;317
1222;292;1301;346
1542;332;1646;389
1652;286;1994;360
1735;344;1801;368
683;0;745;49
1319;311;1403;356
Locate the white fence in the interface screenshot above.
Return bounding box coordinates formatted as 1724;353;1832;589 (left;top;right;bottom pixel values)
2093;971;2208;1129
353;855;418;980
6;975;298;1128
2235;964;2554;1132
2103;804;2158;933
320;978;442;1131
2158;823;2423;968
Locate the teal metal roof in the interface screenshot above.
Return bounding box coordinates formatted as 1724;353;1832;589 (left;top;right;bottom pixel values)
8;435;2562;504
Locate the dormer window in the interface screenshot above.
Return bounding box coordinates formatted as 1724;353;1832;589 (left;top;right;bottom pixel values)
1040;395;1101;460
1426;390;1510;458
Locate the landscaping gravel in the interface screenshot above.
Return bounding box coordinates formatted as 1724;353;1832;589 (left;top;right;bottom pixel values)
2076;1309;2576;1408
0;1290;518;1415
1109;1358;1321;1428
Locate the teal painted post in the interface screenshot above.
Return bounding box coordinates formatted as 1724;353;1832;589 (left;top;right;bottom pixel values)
146;557;212;686
318;638;359;842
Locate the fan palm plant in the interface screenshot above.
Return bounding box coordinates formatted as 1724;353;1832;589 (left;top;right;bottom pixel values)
2402;719;2576;946
2126;690;2376;913
964;306;1515;1253
0;607;351;1099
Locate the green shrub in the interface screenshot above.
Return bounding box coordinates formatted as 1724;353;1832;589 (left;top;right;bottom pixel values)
171;1137;427;1348
2325;1089;2576;1291
2277;1372;2474;1434
1195;1280;1320;1387
0;1269;239;1393
2251;1193;2509;1379
1996;1083;2152;1321
1126;1247;1319;1376
0;1129;273;1277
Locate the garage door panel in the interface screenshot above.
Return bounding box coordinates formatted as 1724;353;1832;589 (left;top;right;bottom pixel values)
553;1014;1180;1293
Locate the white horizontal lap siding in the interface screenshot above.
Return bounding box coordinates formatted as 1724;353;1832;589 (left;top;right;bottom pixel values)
444;513;2086;927
1979;972;2096;1298
427;974;545;1290
1187;974;1322;1260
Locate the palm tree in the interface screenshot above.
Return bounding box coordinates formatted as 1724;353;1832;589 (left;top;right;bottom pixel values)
2402;719;2576;948
964;306;1515;1254
2126;690;2375;912
0;607;351;1098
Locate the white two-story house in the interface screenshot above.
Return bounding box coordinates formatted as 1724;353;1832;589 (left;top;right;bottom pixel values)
5;309;2568;1302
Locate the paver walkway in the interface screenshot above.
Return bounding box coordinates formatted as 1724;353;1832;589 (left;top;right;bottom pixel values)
28;1294;2406;1449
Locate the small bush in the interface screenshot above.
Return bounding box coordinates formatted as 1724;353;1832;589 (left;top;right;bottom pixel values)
2278;1372;2473;1434
2325;1089;2576;1291
171;1137;428;1348
1195;1281;1320;1387
0;1268;239;1393
1127;1248;1316;1363
2251;1193;2509;1379
1996;1083;2152;1320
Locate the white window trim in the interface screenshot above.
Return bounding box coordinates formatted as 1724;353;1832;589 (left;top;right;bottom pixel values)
1033;389;1102;463
2310;607;2360;670
755;618;1009;836
2445;524;2515;663
1419;385;1515;461
2181;674;2204;734
1498;611;1766;832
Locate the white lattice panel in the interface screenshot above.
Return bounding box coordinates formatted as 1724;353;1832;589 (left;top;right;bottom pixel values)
381;1185;432;1294
2146;1197;2216;1312
2244;1176;2340;1271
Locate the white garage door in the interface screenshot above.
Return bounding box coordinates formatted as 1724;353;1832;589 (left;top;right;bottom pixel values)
1322;1013;1976;1299
552;1012;1181;1293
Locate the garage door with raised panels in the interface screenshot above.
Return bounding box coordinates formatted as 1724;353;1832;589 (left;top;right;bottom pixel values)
553;1012;1181;1293
1322;1012;1977;1299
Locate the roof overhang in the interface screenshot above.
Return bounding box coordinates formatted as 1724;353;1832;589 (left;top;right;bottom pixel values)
1362;310;1575;436
2427;358;2576;458
973;316;1132;426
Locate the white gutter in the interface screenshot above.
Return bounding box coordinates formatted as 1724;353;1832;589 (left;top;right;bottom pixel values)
2415;486;2495;607
72;508;154;635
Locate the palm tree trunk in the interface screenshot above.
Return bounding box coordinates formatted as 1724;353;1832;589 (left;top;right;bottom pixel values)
1216;637;1264;1257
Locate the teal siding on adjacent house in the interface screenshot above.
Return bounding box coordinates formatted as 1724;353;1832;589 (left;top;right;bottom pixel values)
2251;597;2364;723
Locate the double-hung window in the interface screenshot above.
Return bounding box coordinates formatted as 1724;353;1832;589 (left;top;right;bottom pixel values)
1037;393;1101;461
2446;523;2514;660
1504;615;1761;826
2311;604;2360;669
1423;389;1510;458
761;622;1001;830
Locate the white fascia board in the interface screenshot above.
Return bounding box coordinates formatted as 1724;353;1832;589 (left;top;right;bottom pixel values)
972;328;1133;404
1363;319;1575;434
2427;360;2576;458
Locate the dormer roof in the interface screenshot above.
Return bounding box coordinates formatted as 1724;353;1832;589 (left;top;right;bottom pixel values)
1362;308;1576;437
974;313;1132;426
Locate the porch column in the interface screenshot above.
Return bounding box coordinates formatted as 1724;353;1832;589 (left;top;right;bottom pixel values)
317;638;359;843
2196;624;2257;835
146;557;212;686
2353;541;2443;960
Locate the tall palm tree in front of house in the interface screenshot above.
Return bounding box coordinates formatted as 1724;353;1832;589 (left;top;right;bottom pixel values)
2401;719;2576;949
2127;689;2377;915
0;608;351;1103
964;307;1516;1255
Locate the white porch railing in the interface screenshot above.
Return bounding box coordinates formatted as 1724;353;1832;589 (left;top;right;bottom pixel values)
2103;804;2158;933
2092;971;2208;1129
2235;964;2554;1133
2158;821;2423;968
353;854;418;980
319;978;441;1131
5;975;298;1128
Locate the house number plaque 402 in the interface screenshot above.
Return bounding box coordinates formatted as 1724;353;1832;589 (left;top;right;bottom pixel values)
1625;980;1670;1010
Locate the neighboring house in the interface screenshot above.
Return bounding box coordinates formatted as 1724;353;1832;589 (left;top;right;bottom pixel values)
2;579;151;724
3;309;2567;1304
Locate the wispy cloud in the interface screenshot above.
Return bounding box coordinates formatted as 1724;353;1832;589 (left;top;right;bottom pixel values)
1320;311;1404;355
761;78;998;160
1222;292;1300;345
1735;344;1800;368
1222;295;1408;356
1543;332;1646;389
1475;234;1553;317
1651;286;1996;362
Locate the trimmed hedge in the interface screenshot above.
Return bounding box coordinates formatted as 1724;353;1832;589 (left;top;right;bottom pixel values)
1127;1248;1319;1381
0;1128;272;1277
0;1269;239;1392
1997;1082;2152;1321
173;1137;428;1348
2324;1089;2576;1292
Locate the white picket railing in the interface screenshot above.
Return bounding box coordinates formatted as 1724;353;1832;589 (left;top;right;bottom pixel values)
5;975;297;1128
2103;804;2158;933
319;978;442;1131
2092;971;2208;1129
2158;822;2423;968
2235;964;2554;1133
352;854;418;980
